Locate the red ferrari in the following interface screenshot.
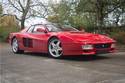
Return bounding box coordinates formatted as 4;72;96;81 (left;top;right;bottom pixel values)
9;23;116;58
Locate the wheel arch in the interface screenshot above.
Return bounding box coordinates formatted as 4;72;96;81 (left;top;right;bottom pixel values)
11;36;17;45
47;36;63;58
47;36;60;50
48;36;58;45
48;36;59;42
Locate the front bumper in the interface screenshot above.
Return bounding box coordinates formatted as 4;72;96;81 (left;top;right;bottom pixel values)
81;48;115;55
81;43;115;55
63;43;115;56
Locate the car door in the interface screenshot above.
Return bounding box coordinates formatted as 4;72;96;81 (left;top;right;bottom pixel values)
28;25;50;52
21;25;35;51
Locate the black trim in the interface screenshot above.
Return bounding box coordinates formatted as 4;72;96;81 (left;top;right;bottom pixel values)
94;43;111;49
23;38;33;48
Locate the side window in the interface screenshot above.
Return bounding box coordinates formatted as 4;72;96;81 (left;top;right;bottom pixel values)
33;25;45;33
46;24;60;32
46;25;53;31
27;26;34;33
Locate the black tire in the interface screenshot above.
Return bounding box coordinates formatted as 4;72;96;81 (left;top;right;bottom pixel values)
11;38;24;54
48;38;63;58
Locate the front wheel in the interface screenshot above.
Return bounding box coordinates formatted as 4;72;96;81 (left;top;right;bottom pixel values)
48;38;63;58
12;38;24;54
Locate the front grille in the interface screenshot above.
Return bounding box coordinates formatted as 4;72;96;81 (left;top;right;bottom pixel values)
94;43;111;49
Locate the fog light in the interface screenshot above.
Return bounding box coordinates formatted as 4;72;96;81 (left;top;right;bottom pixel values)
82;45;93;50
111;43;115;48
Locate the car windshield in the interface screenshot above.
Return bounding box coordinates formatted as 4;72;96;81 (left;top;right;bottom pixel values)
45;24;79;32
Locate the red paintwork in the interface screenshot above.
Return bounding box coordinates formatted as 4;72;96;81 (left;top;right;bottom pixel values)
9;28;116;56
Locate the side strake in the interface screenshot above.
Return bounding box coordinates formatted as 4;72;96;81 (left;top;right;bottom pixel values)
23;38;33;48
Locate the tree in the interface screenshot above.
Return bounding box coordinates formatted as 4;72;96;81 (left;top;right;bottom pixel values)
48;0;98;30
0;3;2;16
73;0;125;31
48;0;71;24
4;0;49;29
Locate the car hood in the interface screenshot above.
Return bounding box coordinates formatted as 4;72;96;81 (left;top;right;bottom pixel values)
59;31;115;44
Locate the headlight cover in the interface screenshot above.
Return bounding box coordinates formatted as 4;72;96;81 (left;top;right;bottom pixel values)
82;44;93;50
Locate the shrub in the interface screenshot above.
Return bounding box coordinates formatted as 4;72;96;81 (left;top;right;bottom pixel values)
0;26;19;42
110;31;125;44
0;15;20;42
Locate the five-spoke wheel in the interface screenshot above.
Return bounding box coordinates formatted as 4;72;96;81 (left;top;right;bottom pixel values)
48;38;63;58
12;38;24;53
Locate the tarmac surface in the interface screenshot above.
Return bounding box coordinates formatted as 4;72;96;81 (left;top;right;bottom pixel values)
0;43;125;83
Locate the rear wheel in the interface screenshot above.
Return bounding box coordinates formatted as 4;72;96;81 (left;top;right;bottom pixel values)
12;38;24;54
48;38;63;58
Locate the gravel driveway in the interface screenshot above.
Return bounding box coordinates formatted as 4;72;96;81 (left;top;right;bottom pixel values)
0;43;125;83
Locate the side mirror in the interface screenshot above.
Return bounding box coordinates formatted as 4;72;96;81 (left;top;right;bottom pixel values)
36;28;47;33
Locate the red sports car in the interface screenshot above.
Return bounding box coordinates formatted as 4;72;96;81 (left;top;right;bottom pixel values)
9;23;116;58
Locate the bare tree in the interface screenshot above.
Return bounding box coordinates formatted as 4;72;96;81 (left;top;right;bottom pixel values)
0;3;2;15
5;0;49;29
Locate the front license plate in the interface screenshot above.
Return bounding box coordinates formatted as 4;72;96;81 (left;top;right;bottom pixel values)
96;50;109;54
